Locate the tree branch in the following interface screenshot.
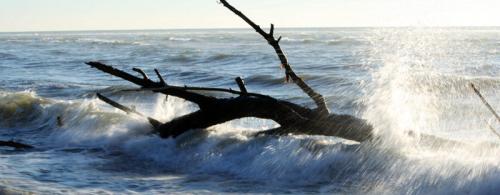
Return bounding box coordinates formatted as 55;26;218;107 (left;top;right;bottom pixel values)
86;62;376;142
86;61;164;88
235;77;247;94
219;0;329;115
132;67;150;80
154;68;167;86
86;62;215;107
96;93;162;128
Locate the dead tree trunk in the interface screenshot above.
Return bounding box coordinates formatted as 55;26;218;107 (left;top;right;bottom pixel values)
85;0;374;142
86;61;373;142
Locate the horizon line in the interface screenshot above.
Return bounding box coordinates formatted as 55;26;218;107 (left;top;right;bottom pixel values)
1;25;499;34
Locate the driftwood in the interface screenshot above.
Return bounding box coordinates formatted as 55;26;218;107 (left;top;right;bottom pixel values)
219;0;329;115
96;93;162;129
86;0;374;142
87;62;373;142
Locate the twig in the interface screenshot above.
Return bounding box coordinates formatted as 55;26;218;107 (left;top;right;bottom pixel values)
86;62;164;88
96;93;161;128
132;67;149;80
154;68;166;86
219;0;329;115
234;77;247;94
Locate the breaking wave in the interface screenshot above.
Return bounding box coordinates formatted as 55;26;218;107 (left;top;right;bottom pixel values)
1;85;499;194
1;28;499;194
167;37;193;42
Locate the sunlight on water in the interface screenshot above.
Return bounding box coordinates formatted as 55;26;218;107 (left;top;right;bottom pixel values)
0;28;499;194
361;28;500;194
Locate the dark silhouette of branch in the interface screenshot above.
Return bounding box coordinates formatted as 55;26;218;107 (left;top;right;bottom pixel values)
154;68;166;86
235;77;247;94
219;0;329;115
86;61;164;88
86;62;374;142
132;67;149;80
96;93;162;128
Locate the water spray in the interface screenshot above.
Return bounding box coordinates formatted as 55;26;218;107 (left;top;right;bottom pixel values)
470;83;500;139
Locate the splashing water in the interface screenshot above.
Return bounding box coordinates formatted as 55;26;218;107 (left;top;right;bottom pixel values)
0;28;498;194
360;28;500;194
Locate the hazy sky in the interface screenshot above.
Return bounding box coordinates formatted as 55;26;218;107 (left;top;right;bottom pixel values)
0;0;498;32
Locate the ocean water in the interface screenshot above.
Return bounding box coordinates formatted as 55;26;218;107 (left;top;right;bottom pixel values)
0;28;499;194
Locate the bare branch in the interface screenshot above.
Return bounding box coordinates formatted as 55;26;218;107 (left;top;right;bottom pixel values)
219;0;329;115
86;61;164;88
96;93;162;128
132;67;149;80
235;77;247;94
87;62;375;142
269;24;274;36
97;93;144;117
154;68;167;86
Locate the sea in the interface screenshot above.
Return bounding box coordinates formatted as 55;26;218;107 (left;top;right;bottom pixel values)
0;27;499;194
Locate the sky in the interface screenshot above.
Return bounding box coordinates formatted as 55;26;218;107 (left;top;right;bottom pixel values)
0;0;498;32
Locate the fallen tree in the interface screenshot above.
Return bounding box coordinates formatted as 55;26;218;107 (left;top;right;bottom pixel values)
88;0;376;142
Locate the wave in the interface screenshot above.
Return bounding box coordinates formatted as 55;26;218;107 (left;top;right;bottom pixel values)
245;74;285;86
207;53;233;61
1;90;499;194
388;71;500;97
0;91;49;128
75;38;146;46
167;37;193;42
0;91;147;142
163;54;196;63
278;37;360;46
15;37;149;46
123;132;362;186
280;37;317;43
0;52;18;60
325;38;358;45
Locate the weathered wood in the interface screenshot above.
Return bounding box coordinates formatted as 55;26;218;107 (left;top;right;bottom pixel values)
219;0;329;115
132;67;150;80
154;68;167;86
96;93;162;128
84;1;378;143
87;62;373;142
235;77;247;94
86;62;164;88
